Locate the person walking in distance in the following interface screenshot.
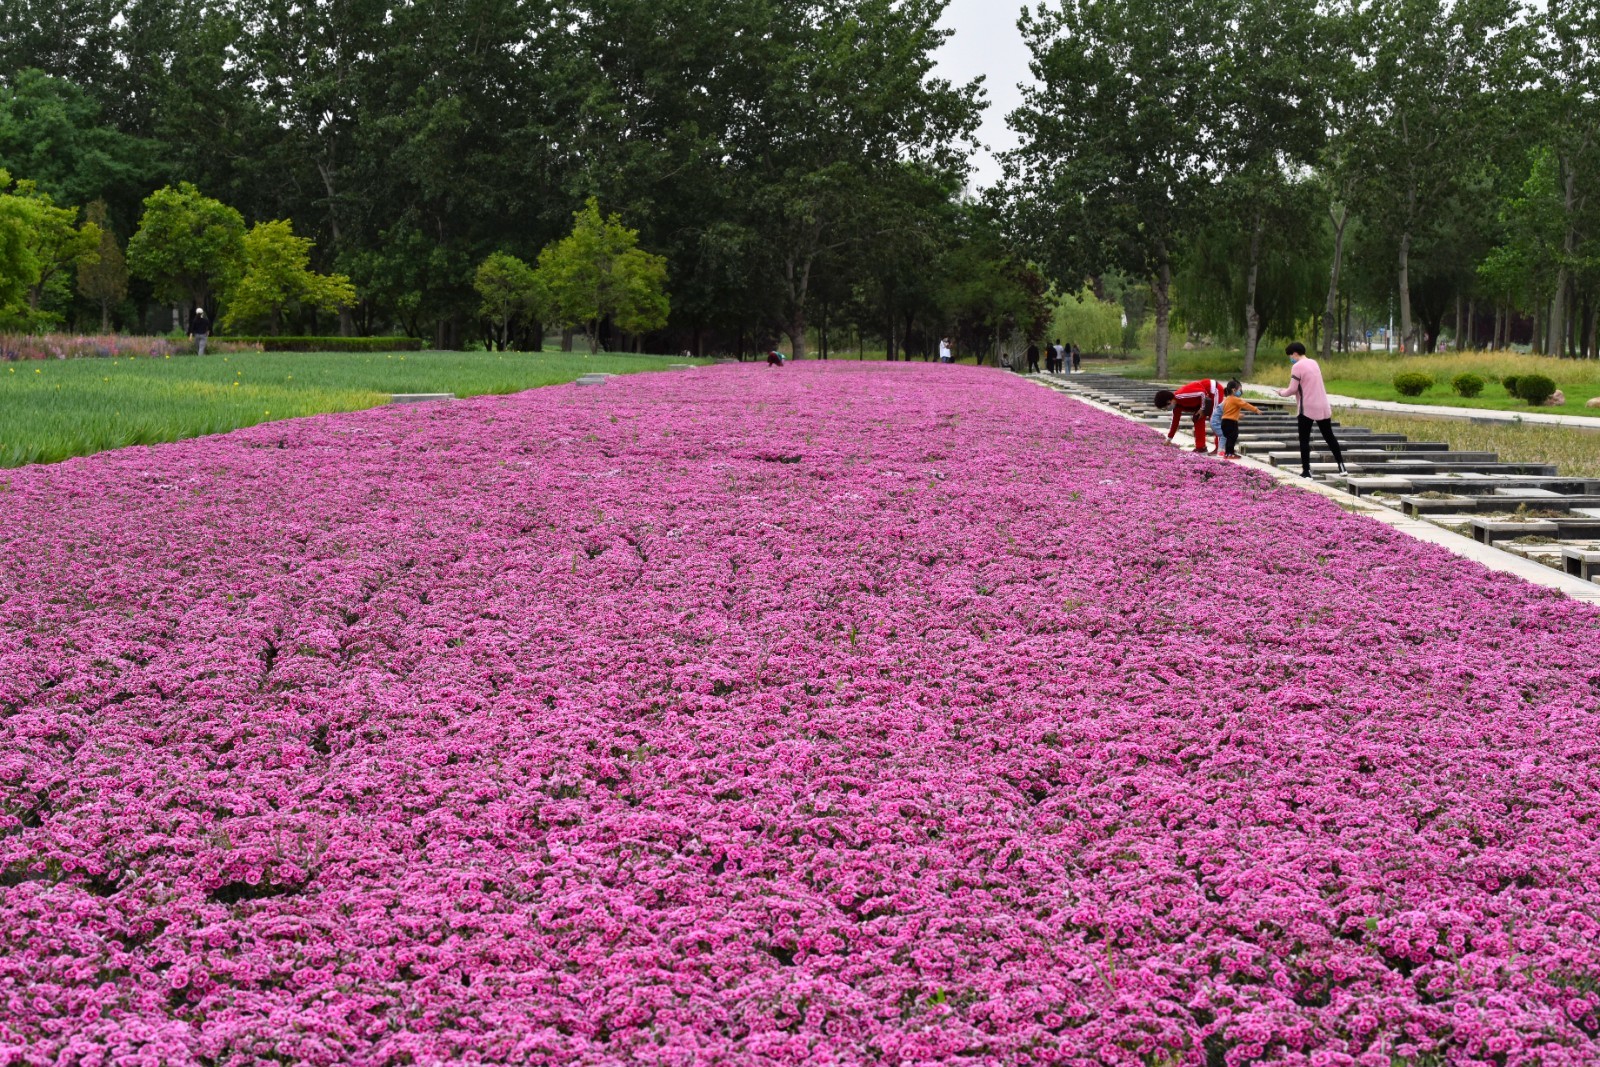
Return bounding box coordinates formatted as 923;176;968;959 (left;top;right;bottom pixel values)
1278;342;1348;478
938;336;954;363
188;307;212;356
1026;341;1041;374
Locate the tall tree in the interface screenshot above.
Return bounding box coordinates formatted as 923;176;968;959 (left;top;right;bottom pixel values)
1008;0;1227;377
126;182;246;318
534;198;670;353
77;199;128;331
735;0;982;359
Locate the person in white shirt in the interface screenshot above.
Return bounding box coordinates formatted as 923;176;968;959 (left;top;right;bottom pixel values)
938;337;953;363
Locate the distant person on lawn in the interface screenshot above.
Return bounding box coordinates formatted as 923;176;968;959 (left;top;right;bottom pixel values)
1219;380;1259;459
766;349;784;366
1278;342;1348;478
1071;343;1082;372
1153;379;1224;452
189;307;212;356
938;337;954;363
1026;341;1040;373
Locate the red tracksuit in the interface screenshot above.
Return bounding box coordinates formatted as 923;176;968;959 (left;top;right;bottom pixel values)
1166;379;1222;451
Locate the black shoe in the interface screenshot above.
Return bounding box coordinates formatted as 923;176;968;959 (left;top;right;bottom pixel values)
1300;469;1314;479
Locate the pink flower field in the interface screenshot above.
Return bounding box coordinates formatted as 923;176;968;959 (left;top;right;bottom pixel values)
3;363;1600;1067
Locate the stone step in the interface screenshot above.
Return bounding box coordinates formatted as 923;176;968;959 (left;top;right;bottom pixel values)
1403;495;1600;516
1471;518;1600;544
390;393;454;404
1562;548;1600;582
1265;449;1503;466
1382;476;1600;496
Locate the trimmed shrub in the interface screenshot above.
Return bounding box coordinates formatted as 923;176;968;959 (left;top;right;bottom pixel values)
1514;374;1558;406
1392;372;1434;397
1451;373;1486;398
1501;375;1520;396
226;336;426;353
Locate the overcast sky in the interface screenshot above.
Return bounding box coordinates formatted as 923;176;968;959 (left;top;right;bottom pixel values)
933;0;1038;189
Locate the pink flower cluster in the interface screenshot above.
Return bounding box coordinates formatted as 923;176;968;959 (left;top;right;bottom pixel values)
0;334;260;362
1;363;1598;1066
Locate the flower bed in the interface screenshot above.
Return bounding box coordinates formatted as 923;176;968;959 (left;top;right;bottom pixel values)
1;363;1598;1065
0;333;262;361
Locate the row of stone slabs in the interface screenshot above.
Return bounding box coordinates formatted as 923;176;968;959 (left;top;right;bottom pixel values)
1054;373;1600;585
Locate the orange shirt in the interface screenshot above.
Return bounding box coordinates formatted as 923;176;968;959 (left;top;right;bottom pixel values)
1221;396;1260;421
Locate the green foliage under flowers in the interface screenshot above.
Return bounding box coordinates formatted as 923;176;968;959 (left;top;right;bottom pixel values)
1514;373;1557;405
1451;373;1485;398
1392;372;1434;397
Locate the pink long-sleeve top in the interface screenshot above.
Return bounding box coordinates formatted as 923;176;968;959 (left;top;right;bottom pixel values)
1278;358;1332;420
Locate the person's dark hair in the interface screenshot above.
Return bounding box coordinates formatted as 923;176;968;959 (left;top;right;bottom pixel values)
1226;378;1242;393
1153;389;1175;409
1286;342;1307;356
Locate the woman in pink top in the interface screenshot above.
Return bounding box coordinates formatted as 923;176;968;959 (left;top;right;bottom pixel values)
1277;342;1347;478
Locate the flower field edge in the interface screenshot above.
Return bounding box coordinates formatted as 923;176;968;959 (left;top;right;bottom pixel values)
1;362;1598;1066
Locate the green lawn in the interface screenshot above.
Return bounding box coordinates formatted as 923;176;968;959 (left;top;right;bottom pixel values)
1332;408;1600;480
0;349;707;467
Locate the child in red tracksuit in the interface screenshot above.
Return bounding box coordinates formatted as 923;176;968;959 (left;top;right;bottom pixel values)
1153;379;1223;452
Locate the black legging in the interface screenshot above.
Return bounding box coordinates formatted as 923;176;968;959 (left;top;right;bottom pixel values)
1298;414;1344;470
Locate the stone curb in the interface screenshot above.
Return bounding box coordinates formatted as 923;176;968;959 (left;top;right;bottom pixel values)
1027;377;1600;606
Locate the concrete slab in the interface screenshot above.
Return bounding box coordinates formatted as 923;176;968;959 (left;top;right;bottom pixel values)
390;393;454;404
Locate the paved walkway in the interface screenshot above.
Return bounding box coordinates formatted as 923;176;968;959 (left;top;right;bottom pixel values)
1241;384;1600;428
1031;374;1600;605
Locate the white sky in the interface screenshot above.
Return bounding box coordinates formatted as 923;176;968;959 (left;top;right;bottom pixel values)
933;0;1038;189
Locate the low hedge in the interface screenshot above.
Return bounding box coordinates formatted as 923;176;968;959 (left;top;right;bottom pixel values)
1451;372;1486;398
1513;373;1558;405
224;336;426;353
1392;371;1434;397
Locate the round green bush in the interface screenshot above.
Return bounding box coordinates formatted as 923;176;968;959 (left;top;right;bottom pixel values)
1514;373;1557;405
1501;374;1521;396
1392;372;1434;397
1451;372;1486;398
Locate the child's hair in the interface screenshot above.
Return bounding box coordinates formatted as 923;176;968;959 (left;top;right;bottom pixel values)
1226;379;1242;394
1286;341;1307;356
1153;389;1175;409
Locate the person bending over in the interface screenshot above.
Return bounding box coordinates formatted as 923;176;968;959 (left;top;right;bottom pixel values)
1278;343;1347;477
1153;379;1221;452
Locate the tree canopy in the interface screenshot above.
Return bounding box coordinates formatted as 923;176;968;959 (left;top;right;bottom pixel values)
3;0;1590;357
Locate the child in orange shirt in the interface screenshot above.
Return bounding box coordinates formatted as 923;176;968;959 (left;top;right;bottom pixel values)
1219;380;1259;459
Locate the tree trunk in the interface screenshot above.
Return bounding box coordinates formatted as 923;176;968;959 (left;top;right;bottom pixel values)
1397;232;1413;354
1153;257;1173;379
1242;210;1264;378
561;328;574;352
1465;298;1474;350
1321;204;1348;361
1453;294;1463;351
787;310;808;361
100;299;111;333
1552;163;1578;357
